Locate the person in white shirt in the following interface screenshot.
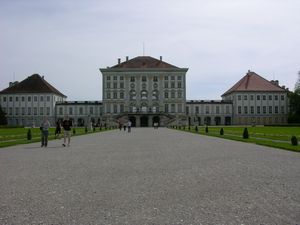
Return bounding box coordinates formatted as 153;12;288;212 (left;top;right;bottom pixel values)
127;120;132;133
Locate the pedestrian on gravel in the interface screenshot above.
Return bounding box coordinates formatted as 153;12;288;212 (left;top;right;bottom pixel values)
62;116;72;147
40;117;50;148
127;120;132;133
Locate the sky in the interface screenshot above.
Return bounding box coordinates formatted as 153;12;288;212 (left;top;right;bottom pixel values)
1;0;300;100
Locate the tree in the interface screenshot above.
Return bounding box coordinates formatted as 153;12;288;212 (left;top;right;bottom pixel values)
0;105;7;125
288;71;300;123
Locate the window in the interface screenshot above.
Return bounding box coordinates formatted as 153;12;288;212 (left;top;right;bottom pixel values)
164;92;169;99
90;107;93;114
178;82;182;88
171;92;175;98
165;104;168;113
171;104;175;113
263;95;266;100
142;76;147;82
195;106;199;114
205;106;209;114
120;76;124;80
274;95;278;101
28;107;31;115
275;106;278;114
47;96;50;101
171;82;175;88
106;83;111;88
113;83;117;89
22;96;25;102
47;107;50;115
120;92;124;99
178;104;182;113
79;107;83;114
9;97;12;102
107;92;111;99
238;106;241;114
40;96;44;101
153;76;158;82
40;107;44;115
69;107;73;115
164;82;168;88
22;107;25;115
281;95;284;101
171;76;175;80
216;106;220;114
269;95;272;100
263;106;266;114
164;76;168;80
250;106;254;114
34;107;37;115
238;95;241;100
9;107;12;115
244;106;248;114
113;92;117;99
250;95;254;101
59;107;63;115
106;76;110;81
281;106;285;114
34;96;38;102
113;105;118;113
16;96;19;102
120;83;124;88
269;106;272;113
120;104;124;113
178;76;182;80
257;106;261;114
226;106;230;114
257;95;260;100
28;96;31;102
244;95;247;100
178;91;182;98
113;76;117;81
130;76;135;82
15;107;19;115
3;97;6;102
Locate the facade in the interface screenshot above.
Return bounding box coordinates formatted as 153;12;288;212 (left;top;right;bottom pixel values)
0;56;289;127
100;56;188;127
0;74;66;126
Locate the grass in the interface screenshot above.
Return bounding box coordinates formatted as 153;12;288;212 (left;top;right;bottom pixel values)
0;127;115;148
172;126;300;152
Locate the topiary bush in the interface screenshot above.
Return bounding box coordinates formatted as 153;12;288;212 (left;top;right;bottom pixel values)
73;128;76;135
195;126;198;132
85;127;88;133
291;136;298;146
243;128;249;139
205;126;208;133
27;129;32;140
220;128;224;135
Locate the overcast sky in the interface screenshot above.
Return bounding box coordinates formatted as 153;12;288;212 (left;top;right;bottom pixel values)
1;0;299;100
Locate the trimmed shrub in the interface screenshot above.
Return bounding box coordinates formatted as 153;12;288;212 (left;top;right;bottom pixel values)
93;127;96;132
188;126;191;130
99;126;102;131
27;129;32;140
73;128;76;135
291;136;298;146
85;127;88;133
205;126;208;133
243;128;249;139
195;126;198;132
220;128;224;135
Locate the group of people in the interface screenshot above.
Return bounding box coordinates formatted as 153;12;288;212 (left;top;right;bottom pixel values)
40;116;72;148
118;120;132;133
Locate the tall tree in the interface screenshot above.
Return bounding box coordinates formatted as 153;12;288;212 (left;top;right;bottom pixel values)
295;71;300;93
0;105;7;125
288;71;300;123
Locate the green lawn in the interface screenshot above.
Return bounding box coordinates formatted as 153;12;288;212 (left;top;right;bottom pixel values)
173;126;300;152
0;127;114;148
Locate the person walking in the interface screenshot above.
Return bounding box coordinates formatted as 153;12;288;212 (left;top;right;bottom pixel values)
127;120;132;133
55;120;62;139
40;117;50;148
62;116;72;147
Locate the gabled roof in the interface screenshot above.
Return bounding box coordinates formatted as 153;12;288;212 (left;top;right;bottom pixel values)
0;74;67;97
111;56;178;69
222;71;287;96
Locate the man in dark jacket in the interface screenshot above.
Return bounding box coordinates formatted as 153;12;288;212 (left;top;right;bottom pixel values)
62;116;72;147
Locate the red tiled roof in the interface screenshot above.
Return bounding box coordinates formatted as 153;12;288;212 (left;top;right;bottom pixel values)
111;56;178;69
0;74;67;97
222;71;287;96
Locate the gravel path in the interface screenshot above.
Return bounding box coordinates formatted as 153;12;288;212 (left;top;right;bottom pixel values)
0;128;299;225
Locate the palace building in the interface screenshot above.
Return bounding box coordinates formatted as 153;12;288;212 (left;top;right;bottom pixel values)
0;56;289;127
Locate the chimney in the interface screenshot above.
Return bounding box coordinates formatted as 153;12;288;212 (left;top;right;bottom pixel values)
126;56;129;61
160;56;162;61
118;58;121;65
275;80;279;86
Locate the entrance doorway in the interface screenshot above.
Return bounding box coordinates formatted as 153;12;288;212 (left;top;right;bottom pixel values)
140;116;148;127
129;116;136;127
